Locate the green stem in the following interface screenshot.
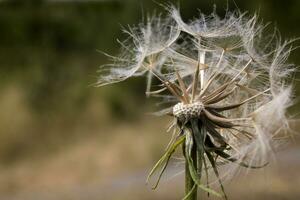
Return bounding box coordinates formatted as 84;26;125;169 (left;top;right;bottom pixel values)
184;141;198;200
184;119;205;200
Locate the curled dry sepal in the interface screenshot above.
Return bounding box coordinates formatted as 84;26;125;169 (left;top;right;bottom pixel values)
98;5;297;199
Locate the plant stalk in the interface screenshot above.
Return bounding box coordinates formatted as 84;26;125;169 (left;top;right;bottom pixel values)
184;142;197;200
184;119;205;200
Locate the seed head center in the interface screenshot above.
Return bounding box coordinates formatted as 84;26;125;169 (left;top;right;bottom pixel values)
173;102;204;121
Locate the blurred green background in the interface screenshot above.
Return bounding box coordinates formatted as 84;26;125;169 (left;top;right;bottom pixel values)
0;0;299;199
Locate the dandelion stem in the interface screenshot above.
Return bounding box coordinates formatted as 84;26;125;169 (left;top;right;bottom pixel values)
183;119;207;200
183;142;198;200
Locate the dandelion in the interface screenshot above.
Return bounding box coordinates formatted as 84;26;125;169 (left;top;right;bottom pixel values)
98;5;296;200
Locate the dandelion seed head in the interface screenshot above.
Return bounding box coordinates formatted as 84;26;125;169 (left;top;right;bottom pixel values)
99;5;297;197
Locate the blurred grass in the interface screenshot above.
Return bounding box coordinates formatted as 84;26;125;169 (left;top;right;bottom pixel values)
0;0;299;199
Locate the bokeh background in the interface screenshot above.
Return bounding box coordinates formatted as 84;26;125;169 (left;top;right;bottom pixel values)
0;0;299;199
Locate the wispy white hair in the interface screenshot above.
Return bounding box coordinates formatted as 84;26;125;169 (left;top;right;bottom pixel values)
97;13;180;87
